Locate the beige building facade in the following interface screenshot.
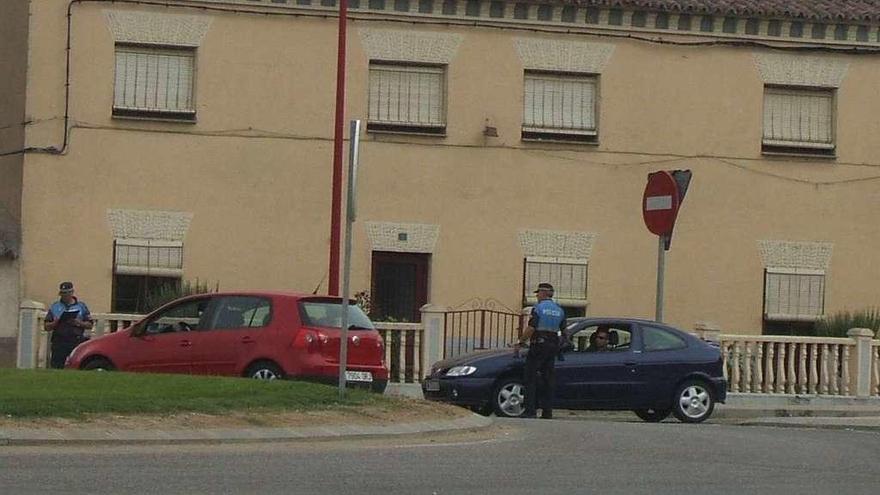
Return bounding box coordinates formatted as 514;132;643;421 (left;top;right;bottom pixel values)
3;0;880;365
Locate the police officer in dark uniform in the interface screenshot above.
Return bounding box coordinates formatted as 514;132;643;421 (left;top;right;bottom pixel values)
516;282;566;419
43;281;93;369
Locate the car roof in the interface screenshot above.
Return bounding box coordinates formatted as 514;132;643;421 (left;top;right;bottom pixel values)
567;317;682;330
176;291;347;300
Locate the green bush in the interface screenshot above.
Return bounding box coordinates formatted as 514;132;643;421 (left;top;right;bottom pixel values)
814;308;880;338
143;278;219;313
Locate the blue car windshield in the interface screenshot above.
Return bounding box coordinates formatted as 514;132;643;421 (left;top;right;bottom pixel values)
300;301;375;330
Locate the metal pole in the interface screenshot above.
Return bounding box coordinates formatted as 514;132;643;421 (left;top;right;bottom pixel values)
338;120;361;400
328;0;349;296
656;236;665;322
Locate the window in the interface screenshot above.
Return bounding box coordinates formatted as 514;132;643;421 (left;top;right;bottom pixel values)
300;299;375;329
764;269;825;322
642;326;687;352
114;45;195;121
466;0;480;16
395;0;410;11
514;2;528;19
368;63;446;134
537;4;553;21
442;0;456;15
762;86;834;155
857;25;869;41
210;296;272;329
522;72;597;143
790;22;804;37
655;12;669;29
700;15;714;32
745;18;759;35
631;11;646;28
143;298;210;334
489;1;504;17
568;325;632;352
418;0;432;13
369;0;385;9
767;20;781;36
812;23;827;39
677;14;692;31
834;24;848;40
111;239;184;313
585;7;599;24
561;6;575;22
523;257;588;308
722;17;737;33
608;9;623;25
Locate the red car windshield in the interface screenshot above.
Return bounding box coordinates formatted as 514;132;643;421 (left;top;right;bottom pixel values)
299;300;375;330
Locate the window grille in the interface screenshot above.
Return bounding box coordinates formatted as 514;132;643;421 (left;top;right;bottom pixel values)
523;258;588;307
764;269;825;321
762;87;834;153
368;63;446;133
113;46;195;120
114;239;184;277
522;72;597;142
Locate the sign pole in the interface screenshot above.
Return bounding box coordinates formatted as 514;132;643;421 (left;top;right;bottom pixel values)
338;119;361;400
656;236;665;322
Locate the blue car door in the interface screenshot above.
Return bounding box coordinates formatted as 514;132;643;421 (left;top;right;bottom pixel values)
631;323;691;407
556;323;642;408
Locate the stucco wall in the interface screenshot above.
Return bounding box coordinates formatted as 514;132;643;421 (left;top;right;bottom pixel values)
0;0;29;365
18;2;880;335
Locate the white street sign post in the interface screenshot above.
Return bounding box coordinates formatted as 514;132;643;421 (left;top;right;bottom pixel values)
338;119;361;399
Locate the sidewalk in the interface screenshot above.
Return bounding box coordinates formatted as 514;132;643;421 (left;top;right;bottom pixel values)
0;413;493;447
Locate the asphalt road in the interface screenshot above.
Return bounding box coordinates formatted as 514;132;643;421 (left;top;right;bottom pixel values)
2;418;879;495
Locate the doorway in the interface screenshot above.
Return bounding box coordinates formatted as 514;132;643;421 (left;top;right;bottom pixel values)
370;251;429;323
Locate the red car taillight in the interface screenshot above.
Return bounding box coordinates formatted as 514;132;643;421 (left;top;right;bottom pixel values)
297;331;321;353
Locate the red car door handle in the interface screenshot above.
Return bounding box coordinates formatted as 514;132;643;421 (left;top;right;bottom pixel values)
241;337;255;344
179;340;192;347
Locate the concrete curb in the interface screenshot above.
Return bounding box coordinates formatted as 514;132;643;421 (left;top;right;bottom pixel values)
735;416;880;432
0;413;493;447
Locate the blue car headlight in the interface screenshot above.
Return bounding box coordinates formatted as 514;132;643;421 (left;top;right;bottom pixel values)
446;366;477;377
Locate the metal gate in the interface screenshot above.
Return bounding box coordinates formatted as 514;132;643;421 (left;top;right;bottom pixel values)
442;299;524;359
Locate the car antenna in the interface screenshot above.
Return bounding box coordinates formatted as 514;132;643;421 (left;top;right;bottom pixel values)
312;273;326;295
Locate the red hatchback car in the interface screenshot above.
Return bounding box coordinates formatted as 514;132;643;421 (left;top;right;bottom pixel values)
65;292;389;392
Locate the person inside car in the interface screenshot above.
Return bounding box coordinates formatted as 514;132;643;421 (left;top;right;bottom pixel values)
586;325;612;352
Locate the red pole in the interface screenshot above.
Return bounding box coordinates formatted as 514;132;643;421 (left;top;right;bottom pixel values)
328;0;348;296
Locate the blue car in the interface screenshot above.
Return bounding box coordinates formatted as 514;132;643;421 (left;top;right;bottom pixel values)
422;318;727;423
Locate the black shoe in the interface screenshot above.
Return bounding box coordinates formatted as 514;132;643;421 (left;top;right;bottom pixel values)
541;411;553;419
521;412;537;419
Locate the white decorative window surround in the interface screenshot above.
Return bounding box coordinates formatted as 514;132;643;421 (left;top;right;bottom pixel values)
365;222;439;253
104;11;213;47
514;39;615;74
758;240;833;270
519;229;597;260
358;29;463;64
107;209;194;241
758;241;833;322
754;53;850;89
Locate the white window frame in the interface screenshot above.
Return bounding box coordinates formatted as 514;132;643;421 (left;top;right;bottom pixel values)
762;86;835;156
522;71;598;143
113;44;197;121
114;239;184;277
367;62;447;135
763;267;826;322
523;256;588;308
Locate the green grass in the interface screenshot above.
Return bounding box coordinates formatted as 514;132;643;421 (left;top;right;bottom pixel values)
0;369;386;418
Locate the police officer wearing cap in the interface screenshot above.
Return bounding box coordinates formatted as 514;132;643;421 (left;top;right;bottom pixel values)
43;281;93;369
516;282;566;419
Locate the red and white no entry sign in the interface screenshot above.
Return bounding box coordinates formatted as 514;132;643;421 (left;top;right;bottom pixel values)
642;171;681;237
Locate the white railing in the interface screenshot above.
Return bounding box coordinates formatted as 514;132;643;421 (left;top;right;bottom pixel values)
374;322;424;384
720;336;855;395
32;310;143;369
873;342;880;396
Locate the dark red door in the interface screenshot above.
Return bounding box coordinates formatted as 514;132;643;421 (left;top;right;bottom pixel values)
371;252;429;323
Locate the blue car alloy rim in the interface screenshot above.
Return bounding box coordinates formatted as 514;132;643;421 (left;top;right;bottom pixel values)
497;382;525;417
678;384;711;419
